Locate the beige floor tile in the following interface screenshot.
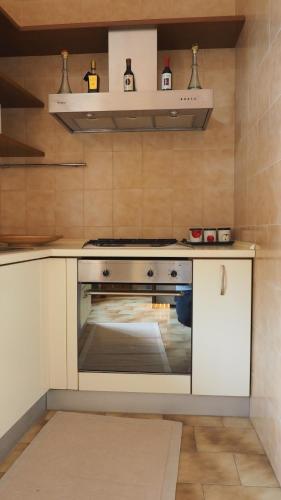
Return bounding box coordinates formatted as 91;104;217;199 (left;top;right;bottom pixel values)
180;426;197;452
223;417;252;428
195;427;264;454
105;412;163;419
176;483;204;499
204;485;281;500
235;454;280;487
164;415;224;427
0;445;27;473
19;423;45;444
178;452;240;485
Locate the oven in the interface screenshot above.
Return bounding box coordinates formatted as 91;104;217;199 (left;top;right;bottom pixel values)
77;258;193;393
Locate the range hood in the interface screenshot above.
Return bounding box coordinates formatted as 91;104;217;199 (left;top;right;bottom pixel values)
49;89;213;133
48;28;213;133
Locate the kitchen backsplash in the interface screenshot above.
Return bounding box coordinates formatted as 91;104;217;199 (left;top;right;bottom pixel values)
0;48;235;239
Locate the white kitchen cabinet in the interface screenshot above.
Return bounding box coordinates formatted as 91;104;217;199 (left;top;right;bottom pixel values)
0;260;48;439
66;258;78;390
192;259;252;397
42;258;67;390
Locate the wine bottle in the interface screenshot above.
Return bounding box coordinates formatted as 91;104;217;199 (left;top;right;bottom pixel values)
124;58;135;91
188;44;202;90
161;56;172;90
83;59;100;93
58;50;72;94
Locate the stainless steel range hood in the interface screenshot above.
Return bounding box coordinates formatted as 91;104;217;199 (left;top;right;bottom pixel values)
48;89;213;133
49;28;213;133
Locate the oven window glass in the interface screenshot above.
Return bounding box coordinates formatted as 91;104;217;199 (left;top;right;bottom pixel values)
78;283;192;375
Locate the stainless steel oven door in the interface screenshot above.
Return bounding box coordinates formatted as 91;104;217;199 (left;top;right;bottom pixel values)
78;282;192;376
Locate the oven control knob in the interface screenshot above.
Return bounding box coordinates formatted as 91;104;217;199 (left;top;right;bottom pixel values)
102;269;110;277
171;270;178;278
147;269;154;277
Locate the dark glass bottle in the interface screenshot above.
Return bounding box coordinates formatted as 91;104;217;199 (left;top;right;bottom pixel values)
123;58;135;91
83;59;100;93
161;56;172;90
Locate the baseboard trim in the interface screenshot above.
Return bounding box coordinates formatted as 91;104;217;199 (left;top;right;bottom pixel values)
0;394;47;462
47;390;250;417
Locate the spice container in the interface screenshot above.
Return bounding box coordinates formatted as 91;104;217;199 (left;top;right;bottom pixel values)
218;227;232;242
189;228;203;243
203;228;217;243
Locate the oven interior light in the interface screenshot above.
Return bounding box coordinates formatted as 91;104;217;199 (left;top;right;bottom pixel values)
152;303;170;309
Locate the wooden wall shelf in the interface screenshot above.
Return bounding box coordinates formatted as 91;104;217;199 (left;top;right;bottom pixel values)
0;133;45;157
0;72;44;108
0;8;245;56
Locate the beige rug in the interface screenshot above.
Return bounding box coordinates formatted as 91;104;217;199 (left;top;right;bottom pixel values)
0;412;182;500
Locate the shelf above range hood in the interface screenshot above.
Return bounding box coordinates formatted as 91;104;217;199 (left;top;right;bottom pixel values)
49;89;213;133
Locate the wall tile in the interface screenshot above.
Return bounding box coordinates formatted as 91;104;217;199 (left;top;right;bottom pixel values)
55;190;83;227
142;151;173;189
141;131;174;151
1;191;26;229
27;191;55;227
113;226;141;238
172;151;204;190
203;187;234;227
55;226;85;238
1;168;26;191
26;167;56;191
84;226;113;239
55;167;84;191
142;227;173;238
113;152;141;189
143;189;172;227
235;0;281;484
112;133;142;152
84;190;112;227
113;189;142;227
172;188;203;227
84;152;113;190
270;0;281;43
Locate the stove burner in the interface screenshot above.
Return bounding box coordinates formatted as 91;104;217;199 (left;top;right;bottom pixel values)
83;238;178;248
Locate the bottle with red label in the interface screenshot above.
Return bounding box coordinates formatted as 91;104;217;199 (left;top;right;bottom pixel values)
161;56;172;90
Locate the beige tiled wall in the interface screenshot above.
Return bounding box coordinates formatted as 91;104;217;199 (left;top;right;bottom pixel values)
0;0;235;25
0;48;235;238
235;0;281;483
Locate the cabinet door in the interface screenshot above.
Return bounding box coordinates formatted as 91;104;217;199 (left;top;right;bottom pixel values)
192;259;252;397
0;260;48;439
42;258;67;389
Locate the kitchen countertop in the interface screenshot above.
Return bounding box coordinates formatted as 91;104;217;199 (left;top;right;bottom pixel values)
0;239;256;266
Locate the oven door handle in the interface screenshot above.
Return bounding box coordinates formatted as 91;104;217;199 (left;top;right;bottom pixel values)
85;291;185;297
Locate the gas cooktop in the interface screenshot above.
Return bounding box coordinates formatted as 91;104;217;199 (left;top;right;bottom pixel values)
83;238;178;248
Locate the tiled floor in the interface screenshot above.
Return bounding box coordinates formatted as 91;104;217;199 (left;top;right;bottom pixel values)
0;412;281;499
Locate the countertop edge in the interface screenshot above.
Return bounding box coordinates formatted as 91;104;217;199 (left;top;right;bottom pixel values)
0;240;256;266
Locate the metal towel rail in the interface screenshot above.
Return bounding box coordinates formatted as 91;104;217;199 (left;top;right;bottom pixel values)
0;162;87;168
